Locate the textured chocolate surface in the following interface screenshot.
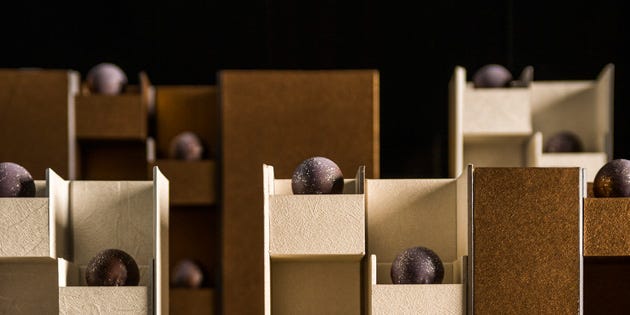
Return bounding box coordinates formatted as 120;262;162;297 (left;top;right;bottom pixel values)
0;162;35;197
473;167;581;314
291;157;344;194
390;246;444;284
472;64;512;88
593;159;630;197
86;249;140;286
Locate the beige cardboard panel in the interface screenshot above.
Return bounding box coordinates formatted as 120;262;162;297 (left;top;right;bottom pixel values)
473;168;582;314
59;286;149;314
463;85;532;136
539;152;606;182
0;69;78;179
70;181;153;266
584;198;630;256
367;179;457;263
151;160;216;206
170;288;215;315
269;194;365;257
153;166;170;315
222;70;379;314
155;86;218;158
48;168;70;260
0;259;59;314
271;260;361;315
0;198;50;257
448;67;465;178
371;284;464;315
595;64;614;157
464;136;527;168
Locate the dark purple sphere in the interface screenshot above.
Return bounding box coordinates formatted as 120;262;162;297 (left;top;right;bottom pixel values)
169;132;204;161
473;64;513;88
544;131;583;153
172;259;204;288
86;249;140;286
86;63;128;95
391;246;444;284
291;157;344;194
0;162;36;197
593;159;630;197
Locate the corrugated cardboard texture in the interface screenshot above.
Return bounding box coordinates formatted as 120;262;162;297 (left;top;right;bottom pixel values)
75;91;147;140
584;256;630;314
473;168;581;314
155;86;218;159
151;160;216;206
0;69;76;179
171;288;215;315
78;140;148;180
220;70;379;314
584;198;630;256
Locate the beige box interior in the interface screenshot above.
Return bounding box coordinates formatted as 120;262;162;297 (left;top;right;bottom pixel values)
263;164;365;315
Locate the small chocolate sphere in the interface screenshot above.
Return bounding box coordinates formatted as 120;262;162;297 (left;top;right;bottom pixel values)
473;64;513;88
391;246;444;284
0;162;36;197
593;159;630;197
172;259;204;288
86;63;128;95
169;132;204;160
544;131;583;153
291;157;344;194
86;249;140;286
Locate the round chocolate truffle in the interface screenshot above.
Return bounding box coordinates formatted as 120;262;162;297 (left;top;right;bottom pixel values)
473;64;513;88
172;259;204;288
0;162;36;197
86;249;140;286
544;131;583;153
593;159;630;197
86;63;128;95
291;157;344;194
391;246;444;284
169;131;205;160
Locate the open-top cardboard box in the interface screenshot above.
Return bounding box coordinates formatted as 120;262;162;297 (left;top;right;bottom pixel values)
0;167;169;314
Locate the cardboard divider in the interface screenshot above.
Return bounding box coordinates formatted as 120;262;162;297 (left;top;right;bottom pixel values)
0;258;60;313
149;160;216;206
170;288;215;315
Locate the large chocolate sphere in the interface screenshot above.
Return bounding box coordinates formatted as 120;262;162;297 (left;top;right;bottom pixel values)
172;259;204;288
169;131;204;160
391;246;444;284
544;131;583;153
0;162;36;197
86;249;140;286
593;159;630;197
86;63;128;95
473;64;513;88
291;157;344;194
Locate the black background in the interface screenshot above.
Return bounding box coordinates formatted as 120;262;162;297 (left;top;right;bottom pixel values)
1;1;628;178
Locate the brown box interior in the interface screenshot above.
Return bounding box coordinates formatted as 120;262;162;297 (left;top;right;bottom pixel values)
78;140;148;180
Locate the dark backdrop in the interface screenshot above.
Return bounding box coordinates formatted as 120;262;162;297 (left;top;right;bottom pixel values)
1;1;628;178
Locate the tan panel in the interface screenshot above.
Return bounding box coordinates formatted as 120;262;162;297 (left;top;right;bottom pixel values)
584;198;630;256
75;91;147;140
151;160;216;206
221;70;379;314
59;286;149;314
463;85;532;136
472;167;581;314
170;288;215;315
0;259;59;314
0;198;50;257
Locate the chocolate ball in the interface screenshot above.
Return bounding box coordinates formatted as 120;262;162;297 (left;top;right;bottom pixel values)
86;63;128;95
391;246;444;284
291;157;344;194
86;249;140;286
0;162;36;197
473;64;513;88
593;159;630;197
172;259;204;288
544;131;583;153
169;132;204;160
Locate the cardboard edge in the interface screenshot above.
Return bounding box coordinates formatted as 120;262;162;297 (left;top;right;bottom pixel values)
525;132;543;167
449;66;465;178
47;168;70;260
153;166;169;315
263;164;274;315
467;164;474;315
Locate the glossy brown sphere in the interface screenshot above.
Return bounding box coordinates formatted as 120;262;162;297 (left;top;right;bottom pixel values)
291;157;344;194
391;246;444;284
172;259;204;288
86;249;140;286
544;131;583;153
593;159;630;197
473;64;513;88
0;162;36;197
169;132;204;161
86;63;128;95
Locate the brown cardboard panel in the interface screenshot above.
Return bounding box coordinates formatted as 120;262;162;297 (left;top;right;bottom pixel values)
584;256;630;314
584;198;630;256
473;168;581;314
155;86;218;158
78;140;148;180
171;288;215;315
220;70;379;314
0;69;77;179
151;160;216;206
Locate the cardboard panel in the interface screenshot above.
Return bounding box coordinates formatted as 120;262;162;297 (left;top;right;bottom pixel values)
448;67;464;177
463;135;528;168
0;69;79;179
59;286;149;314
170;288;215;315
78;140;148;180
0;258;59;314
463;84;532;136
584;198;630;256
151;160;216;206
0;198;50;257
221;70;379;314
153;166;170;315
472;168;582;314
75;92;147;140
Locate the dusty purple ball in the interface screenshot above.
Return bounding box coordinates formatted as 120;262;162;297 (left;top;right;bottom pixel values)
544;131;583;153
169;132;204;160
291;157;344;194
391;246;444;284
86;249;140;286
593;159;630;197
0;162;35;197
172;259;204;288
473;64;513;88
86;63;128;95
